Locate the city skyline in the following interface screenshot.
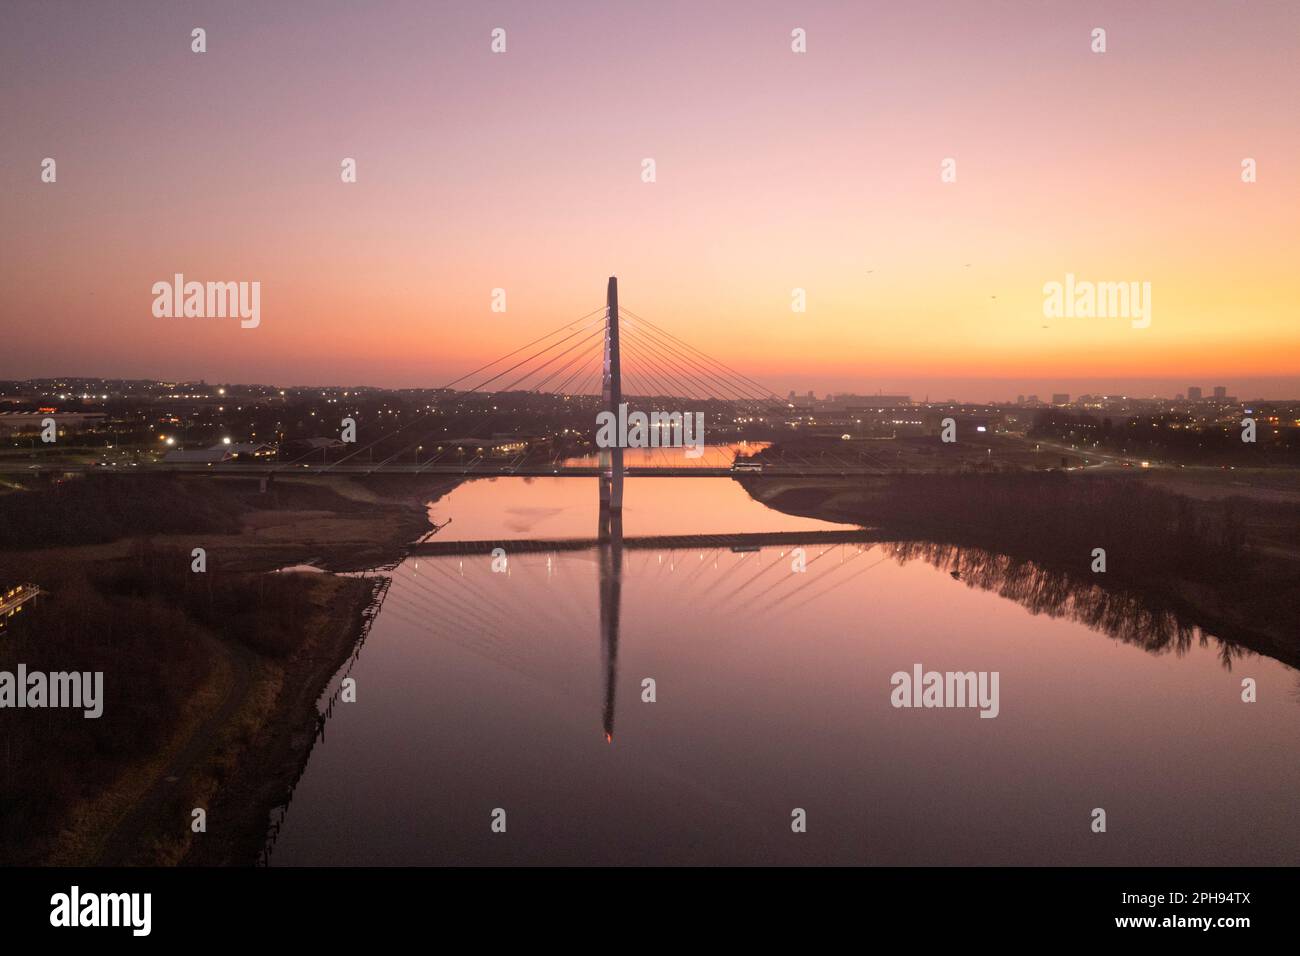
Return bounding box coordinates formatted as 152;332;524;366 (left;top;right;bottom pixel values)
0;372;1290;406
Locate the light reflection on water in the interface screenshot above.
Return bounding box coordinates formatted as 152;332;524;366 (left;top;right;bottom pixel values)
270;473;1300;865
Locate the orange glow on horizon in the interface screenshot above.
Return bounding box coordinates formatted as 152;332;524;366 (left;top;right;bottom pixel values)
2;2;1296;400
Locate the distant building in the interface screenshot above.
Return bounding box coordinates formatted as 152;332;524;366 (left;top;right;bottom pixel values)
1;582;41;632
1051;393;1070;405
1187;386;1202;401
1213;386;1227;400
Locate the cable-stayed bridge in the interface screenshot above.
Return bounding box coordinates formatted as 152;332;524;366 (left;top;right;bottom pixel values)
312;270;894;742
101;277;893;482
259;278;885;744
75;278;895;751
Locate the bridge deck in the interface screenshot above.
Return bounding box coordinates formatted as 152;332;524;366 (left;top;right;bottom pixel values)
3;461;889;478
63;463;883;478
407;529;876;556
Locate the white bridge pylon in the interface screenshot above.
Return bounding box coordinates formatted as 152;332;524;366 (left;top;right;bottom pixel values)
599;275;625;515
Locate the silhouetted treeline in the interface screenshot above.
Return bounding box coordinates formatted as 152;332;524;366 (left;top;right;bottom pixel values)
844;473;1250;584
1030;409;1300;465
763;472;1300;651
889;539;1290;671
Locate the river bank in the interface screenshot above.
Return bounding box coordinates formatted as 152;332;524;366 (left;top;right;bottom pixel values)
743;472;1300;668
0;473;456;864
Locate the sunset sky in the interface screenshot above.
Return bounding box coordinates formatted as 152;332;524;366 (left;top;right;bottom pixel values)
2;0;1297;401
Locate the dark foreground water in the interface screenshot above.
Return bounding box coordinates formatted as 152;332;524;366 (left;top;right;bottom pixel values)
270;466;1300;865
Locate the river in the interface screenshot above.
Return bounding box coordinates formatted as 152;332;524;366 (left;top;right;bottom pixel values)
269;453;1300;865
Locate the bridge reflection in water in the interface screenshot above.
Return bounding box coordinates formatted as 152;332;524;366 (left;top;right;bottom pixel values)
413;512;1296;749
597;501;622;743
395;478;1295;750
586;520;1299;745
267;472;1300;866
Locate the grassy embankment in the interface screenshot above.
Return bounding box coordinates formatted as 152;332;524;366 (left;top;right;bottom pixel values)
0;473;452;864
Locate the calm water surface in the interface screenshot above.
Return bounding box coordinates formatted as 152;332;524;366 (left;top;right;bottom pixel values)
270;463;1300;865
